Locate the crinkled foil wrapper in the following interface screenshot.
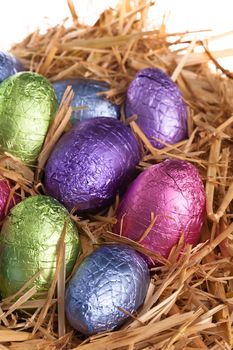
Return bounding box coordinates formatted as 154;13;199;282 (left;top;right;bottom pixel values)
0;195;80;298
125;68;188;149
53;78;120;123
0;51;24;83
0;179;18;220
44;117;140;212
114;159;206;261
0;72;58;163
65;244;150;335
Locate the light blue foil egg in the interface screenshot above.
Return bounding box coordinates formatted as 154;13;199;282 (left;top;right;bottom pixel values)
65;244;150;335
0;51;25;83
53;78;120;124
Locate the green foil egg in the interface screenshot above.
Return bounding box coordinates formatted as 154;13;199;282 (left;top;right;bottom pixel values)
0;195;80;298
0;72;58;163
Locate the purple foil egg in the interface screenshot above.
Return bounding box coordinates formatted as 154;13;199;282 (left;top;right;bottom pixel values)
44;117;140;212
65;244;150;335
125;68;188;149
114;159;206;262
0;51;25;83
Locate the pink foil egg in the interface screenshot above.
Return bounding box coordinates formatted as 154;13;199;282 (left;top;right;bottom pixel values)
0;179;18;220
114;159;206;263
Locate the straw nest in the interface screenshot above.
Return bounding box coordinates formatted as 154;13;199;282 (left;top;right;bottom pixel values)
0;0;232;349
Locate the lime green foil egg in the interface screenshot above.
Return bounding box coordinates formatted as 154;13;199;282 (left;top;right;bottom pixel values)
0;72;58;163
0;195;80;298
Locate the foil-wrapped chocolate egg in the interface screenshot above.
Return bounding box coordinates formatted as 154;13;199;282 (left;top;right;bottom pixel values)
0;195;80;298
53;78;120;124
0;51;25;83
125;68;188;149
0;72;58;163
0;179;18;221
65;244;150;335
114;159;206;262
44;117;140;212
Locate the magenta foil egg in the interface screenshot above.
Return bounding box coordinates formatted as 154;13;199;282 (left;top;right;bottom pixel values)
0;179;18;220
125;68;188;149
114;159;206;261
44;117;140;212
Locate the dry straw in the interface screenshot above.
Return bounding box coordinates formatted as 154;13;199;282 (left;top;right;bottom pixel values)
0;0;232;348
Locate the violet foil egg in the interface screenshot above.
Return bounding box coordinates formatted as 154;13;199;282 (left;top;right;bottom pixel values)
0;51;25;83
52;78;120;124
125;68;188;149
44;117;140;212
65;244;150;335
114;159;206;261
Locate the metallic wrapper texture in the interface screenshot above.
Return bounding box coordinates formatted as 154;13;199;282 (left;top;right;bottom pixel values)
0;195;80;298
125;68;188;149
0;179;18;220
65;244;150;335
44;117;140;212
114;159;206;261
53;78;120;123
0;51;25;83
0;72;58;163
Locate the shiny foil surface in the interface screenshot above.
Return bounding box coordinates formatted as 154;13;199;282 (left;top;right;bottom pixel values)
44;117;140;212
0;195;80;298
0;72;58;163
0;179;18;221
114;159;206;261
53;78;120;123
65;244;150;335
125;68;188;149
0;51;25;83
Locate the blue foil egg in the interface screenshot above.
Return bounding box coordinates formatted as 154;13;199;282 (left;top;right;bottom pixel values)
65;244;150;335
52;78;120;123
0;51;25;83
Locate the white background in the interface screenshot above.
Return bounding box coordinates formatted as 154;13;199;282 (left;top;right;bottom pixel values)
0;0;233;67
